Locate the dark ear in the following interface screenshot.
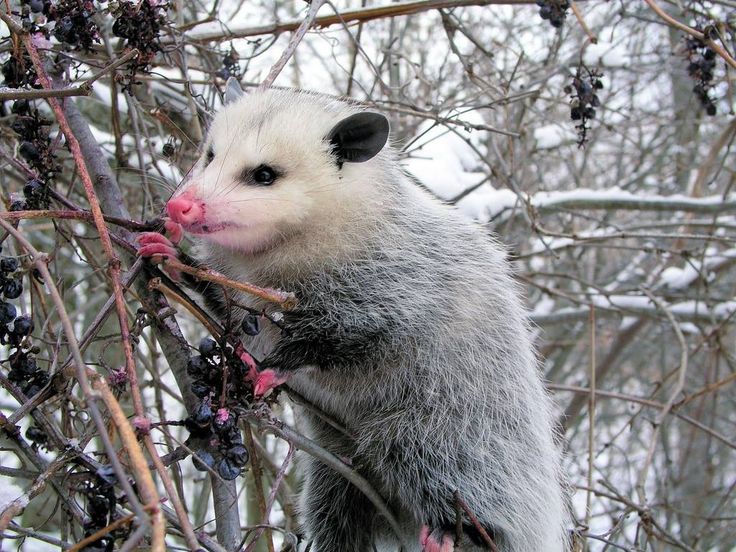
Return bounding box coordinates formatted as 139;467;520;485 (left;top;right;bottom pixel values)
224;77;244;105
327;112;390;166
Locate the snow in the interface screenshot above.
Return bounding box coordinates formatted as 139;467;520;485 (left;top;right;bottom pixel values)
403;119;486;200
534;124;575;149
583;41;630;67
456;186;518;221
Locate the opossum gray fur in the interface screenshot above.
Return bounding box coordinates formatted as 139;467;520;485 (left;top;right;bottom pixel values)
158;87;569;551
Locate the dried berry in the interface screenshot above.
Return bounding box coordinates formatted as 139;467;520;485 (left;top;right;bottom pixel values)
187;355;207;377
26;426;48;446
0;301;17;324
241;313;260;336
192;449;216;472
199;337;217;357
191;401;213;427
536;0;569;28
12;315;34;336
1;257;19;273
217;457;241;480
684;36;718;116
19;141;40;162
3;279;23;300
226;444;249;467
566;66;604;147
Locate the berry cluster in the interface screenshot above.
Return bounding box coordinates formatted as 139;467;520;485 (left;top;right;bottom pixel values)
111;0;169;90
185;338;250;480
48;0;100;51
2;51;37;89
22;0;48;16
0;250;46;399
564;68;603;147
26;425;49;449
215;47;241;80
536;0;569;28
11;100;53;175
80;469;119;552
162;138;176;159
9;99;56;208
684;36;718;116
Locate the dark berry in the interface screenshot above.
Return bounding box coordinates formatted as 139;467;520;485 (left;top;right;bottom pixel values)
10;354;37;377
162;142;175;158
112;17;132;39
24;179;44;199
213;408;235;432
26;426;48;445
29;0;44;13
191;401;213;427
11;100;30;114
226;444;249;467
707;104;717;116
11;118;33;137
241;313;260;336
187;355;207;377
1;257;18;273
23;371;49;397
10;200;27;212
216;458;241;480
19;141;40;162
3;279;23;300
192;449;216;471
199;337;217;357
222;426;243;446
12;315;33;336
0;301;17;324
191;381;211;398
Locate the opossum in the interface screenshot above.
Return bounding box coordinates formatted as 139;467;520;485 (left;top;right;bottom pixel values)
139;82;569;552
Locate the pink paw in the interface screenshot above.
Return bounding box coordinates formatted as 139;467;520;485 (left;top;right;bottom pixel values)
164;219;184;245
420;525;455;552
253;369;289;398
137;232;181;281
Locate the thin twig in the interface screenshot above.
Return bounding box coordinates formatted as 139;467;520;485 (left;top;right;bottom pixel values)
259;0;326;89
643;0;736;69
453;491;499;552
158;257;297;309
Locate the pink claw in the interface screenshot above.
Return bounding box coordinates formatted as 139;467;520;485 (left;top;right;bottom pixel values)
164;219;184;245
253;369;289;398
420;525;455;552
136;232;181;281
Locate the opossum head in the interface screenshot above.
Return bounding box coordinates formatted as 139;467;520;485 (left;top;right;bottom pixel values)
166;88;390;255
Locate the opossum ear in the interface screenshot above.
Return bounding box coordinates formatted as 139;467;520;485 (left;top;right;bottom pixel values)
224;77;244;105
327;112;389;166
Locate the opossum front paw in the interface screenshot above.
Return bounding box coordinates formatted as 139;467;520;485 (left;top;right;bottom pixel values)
252;369;289;398
137;231;181;281
163;219;184;245
420;525;455;552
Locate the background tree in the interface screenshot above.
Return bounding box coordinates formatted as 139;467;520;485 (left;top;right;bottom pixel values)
0;0;735;550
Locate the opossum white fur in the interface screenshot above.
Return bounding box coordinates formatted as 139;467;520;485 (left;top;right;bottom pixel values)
168;88;569;551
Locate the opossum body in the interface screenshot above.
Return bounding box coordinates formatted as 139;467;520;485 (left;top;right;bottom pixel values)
144;87;568;551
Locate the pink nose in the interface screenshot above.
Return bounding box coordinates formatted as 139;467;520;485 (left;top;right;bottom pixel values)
167;195;203;225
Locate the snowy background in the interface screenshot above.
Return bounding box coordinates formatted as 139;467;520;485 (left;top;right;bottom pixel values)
1;0;735;550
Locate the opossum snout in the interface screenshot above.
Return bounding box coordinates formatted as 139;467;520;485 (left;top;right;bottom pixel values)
167;194;204;227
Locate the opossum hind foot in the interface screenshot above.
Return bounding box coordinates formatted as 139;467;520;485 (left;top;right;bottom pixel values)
420;525;455;552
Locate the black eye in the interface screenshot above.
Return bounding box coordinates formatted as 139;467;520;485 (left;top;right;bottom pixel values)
253;165;277;186
205;147;214;166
